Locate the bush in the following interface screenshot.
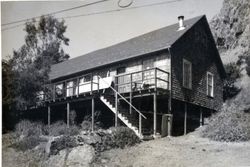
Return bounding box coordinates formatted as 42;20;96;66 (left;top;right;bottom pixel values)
50;135;78;155
246;56;250;76
110;127;141;148
46;121;80;136
80;120;92;131
15;120;43;137
223;63;241;100
93;127;140;152
2;133;20;147
80;110;103;131
202;106;250;142
11;135;43;151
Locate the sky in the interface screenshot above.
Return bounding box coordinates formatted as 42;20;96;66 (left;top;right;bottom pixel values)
1;0;224;60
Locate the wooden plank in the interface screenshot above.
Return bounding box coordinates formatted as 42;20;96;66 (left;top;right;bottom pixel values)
153;93;157;136
200;107;203;127
154;68;157;91
53;84;56;101
184;103;187;135
77;77;79;97
139;114;142;136
115;92;118;127
130;73;132;114
48;106;51;126
67;102;70;128
92;98;95;131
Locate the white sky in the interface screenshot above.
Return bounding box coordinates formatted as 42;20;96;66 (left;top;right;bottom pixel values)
1;0;223;60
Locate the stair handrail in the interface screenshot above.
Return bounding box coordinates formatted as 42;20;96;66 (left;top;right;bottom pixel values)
97;75;147;119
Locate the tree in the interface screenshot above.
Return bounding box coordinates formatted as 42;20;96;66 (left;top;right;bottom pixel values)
9;16;70;110
2;60;12;107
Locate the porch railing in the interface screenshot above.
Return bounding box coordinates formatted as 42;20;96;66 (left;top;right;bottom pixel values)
98;75;146;136
115;67;170;93
38;67;170;101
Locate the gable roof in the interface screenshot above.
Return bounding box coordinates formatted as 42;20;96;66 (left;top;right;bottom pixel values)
50;15;205;80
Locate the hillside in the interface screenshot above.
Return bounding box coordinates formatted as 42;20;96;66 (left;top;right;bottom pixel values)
210;0;250;64
210;0;250;110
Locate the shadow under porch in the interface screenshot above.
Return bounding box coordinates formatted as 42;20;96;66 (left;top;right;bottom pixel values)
47;97;116;129
171;99;214;136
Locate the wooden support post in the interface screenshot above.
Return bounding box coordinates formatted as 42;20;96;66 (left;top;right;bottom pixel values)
67;102;70;128
200;108;203;127
90;73;93;95
154;68;157;91
129;93;132;114
48;106;51;126
153;93;157;136
76;77;79;97
139;114;142;136
130;74;132;114
53;84;56;101
184;103;187;135
115;92;118;127
92;98;95;131
64;81;67;99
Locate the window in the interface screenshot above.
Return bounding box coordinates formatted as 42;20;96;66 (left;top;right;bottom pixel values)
207;72;214;97
183;59;192;89
84;74;91;82
117;67;126;75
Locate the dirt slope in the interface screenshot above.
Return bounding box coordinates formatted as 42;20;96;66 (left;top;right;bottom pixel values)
93;128;250;167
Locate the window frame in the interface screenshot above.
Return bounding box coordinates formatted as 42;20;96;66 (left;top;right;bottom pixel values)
207;72;214;97
182;59;192;89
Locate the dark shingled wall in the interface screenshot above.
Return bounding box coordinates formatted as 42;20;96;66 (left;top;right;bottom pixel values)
170;16;224;111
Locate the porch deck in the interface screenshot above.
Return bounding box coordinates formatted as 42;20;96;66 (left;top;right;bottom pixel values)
39;67;170;103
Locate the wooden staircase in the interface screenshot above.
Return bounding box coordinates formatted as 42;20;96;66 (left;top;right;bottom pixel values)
97;75;149;139
100;94;143;138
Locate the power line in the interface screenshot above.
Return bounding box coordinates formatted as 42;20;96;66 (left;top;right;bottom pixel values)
63;0;182;20
1;0;108;26
2;0;182;31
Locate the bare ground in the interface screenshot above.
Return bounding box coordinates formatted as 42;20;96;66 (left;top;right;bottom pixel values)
92;128;250;167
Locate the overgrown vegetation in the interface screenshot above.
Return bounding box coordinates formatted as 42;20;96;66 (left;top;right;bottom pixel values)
45;121;80;136
93;127;140;153
223;62;241;100
202;105;250;142
8;119;140;154
50;135;78;155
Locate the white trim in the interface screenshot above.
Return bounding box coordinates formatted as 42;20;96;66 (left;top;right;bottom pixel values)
183;59;192;89
207;72;214;97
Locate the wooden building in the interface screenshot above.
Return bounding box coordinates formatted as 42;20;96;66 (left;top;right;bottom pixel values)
39;15;226;139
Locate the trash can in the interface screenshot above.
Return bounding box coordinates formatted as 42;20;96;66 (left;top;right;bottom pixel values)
161;114;173;137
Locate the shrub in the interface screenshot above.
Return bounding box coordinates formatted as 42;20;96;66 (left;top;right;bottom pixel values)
80;120;92;131
223;63;241;100
81;110;102;131
110;127;141;148
50;135;78;155
11;135;43;151
202;106;250;142
47;121;80;136
93;127;140;152
15;120;43;137
246;55;250;76
2;133;20;147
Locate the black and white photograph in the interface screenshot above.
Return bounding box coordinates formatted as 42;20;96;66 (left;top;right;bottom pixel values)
1;0;250;166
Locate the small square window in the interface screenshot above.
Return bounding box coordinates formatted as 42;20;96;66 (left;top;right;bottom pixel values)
183;59;192;89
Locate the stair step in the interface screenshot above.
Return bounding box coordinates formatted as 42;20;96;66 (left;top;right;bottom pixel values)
100;95;145;139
